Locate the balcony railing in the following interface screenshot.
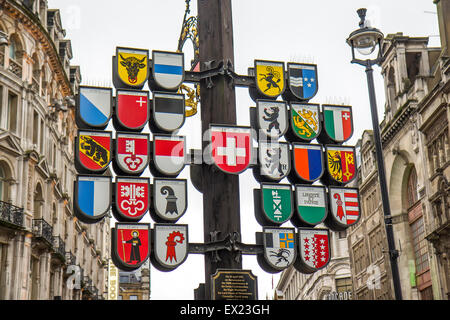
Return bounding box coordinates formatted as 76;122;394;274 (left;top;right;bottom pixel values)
32;219;53;245
8;58;22;78
52;235;66;260
0;200;25;229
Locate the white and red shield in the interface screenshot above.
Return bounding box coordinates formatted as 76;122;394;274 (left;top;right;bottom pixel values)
295;228;330;273
114;90;149;130
328;187;360;229
152;135;186;176
114;132;149;175
151;224;188;271
114;177;149;222
210;125;252;174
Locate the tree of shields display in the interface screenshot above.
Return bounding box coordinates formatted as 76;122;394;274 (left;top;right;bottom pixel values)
150;91;185;133
286;102;321;143
253;141;290;183
288;143;324;185
113;90;149;132
294;228;331;274
113;132;149;176
75;130;112;174
112;177;150;222
209;125;252;175
113;47;149;89
325;187;361;231
282;62;318;102
151;224;188;272
257;227;296;274
73;175;111;224
76;86;112;130
150;135;186;177
321;145;357;186
149;50;184;92
250;100;288;141
253;183;293;226
291;185;327;227
150;178;187;223
111;223;151;271
249;60;285;102
317;105;353;144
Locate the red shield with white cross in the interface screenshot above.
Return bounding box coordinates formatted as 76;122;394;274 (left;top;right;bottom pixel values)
295;228;330;273
210;125;252;174
114;132;149;175
114;177;150;222
115;90;149;130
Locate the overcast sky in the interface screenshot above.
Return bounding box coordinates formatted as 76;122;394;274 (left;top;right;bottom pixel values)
47;0;440;300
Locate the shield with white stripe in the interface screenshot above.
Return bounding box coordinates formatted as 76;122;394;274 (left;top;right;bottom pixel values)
151;50;184;91
210;125;252;174
113;132;149;176
76;86;112;129
151;92;185;132
327;187;360;230
74;175;111;223
152;135;186;176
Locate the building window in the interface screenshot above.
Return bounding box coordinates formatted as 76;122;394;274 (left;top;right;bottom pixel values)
407;168;418;208
0;165;5;201
410;217;429;274
353;241;369;274
335;277;352;293
33;111;39;146
369;226;384;263
374;276;391;300
7;91;18;133
129;295;138;300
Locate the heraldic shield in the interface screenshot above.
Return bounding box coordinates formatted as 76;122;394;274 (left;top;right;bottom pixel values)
322;145;357;186
151;135;186;177
294;228;331;274
149;50;184;92
111;223;150;271
326;187;361;231
256;100;288;140
257;227;296;273
292;185;328;227
257;183;293;225
253;60;285;100
76;86;112;130
113;90;149;131
74;175;111;224
112;177;150;222
113;132;149;176
318;105;353;144
288;143;324;184
255;141;290;182
151;178;187;223
288;103;321;142
113;47;149;89
151;91;185;133
151;224;188;271
210;125;252;175
75;130;112;174
283;63;318;101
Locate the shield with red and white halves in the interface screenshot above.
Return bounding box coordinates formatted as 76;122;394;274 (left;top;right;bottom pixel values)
113;90;149;131
75;130;112;174
326;187;360;231
113;132;149;176
151;135;186;177
294;227;330;274
209;125;252;174
151;224;188;271
113;177;150;222
111;223;150;271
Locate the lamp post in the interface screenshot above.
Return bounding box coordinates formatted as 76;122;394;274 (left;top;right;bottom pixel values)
346;8;403;300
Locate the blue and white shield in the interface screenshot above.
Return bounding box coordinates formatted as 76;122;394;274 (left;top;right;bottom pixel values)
287;63;318;101
74;175;112;223
152;51;184;91
76;86;112;129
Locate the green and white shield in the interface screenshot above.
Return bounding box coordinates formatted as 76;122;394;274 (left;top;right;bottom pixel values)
261;183;293;224
295;185;327;226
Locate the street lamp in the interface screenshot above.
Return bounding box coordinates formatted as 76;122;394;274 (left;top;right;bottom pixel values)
346;8;403;300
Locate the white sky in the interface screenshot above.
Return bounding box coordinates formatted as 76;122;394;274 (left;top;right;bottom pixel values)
47;0;440;300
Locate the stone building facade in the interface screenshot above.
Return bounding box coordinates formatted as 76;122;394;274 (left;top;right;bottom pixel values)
0;0;110;300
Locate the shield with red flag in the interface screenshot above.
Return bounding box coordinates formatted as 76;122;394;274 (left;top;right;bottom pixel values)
114;132;149;175
112;223;150;271
210;125;252;174
113;177;150;222
114;90;149;131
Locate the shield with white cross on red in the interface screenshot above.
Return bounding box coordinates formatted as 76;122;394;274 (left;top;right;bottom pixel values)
209;125;252;174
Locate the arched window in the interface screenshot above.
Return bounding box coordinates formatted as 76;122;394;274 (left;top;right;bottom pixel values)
8;38;16;60
406;167;418;208
0;162;11;202
8;34;23;78
33;183;44;219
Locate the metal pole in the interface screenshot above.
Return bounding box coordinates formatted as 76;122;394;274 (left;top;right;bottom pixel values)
365;63;403;300
197;0;242;300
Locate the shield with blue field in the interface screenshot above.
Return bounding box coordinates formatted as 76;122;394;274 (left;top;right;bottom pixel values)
151;51;184;91
76;86;112;129
289;143;324;184
286;63;318;101
259;227;296;273
74;175;111;223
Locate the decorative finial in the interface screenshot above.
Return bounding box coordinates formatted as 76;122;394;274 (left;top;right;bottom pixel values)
357;8;367;28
